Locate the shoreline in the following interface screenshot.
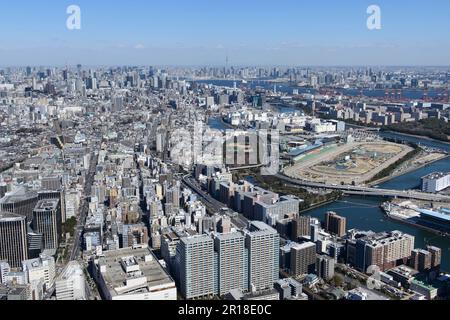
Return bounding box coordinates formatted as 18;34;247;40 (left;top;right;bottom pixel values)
383;130;450;146
368;154;450;187
300;198;341;214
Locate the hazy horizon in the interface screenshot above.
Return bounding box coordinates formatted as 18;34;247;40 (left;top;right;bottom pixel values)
1;0;450;66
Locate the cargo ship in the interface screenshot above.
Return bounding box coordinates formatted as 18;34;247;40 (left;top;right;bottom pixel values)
381;202;450;237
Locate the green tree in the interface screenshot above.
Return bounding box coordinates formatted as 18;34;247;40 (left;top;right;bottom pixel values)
333;274;344;287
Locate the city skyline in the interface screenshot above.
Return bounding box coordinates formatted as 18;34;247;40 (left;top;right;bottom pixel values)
2;0;450;66
2;1;450;305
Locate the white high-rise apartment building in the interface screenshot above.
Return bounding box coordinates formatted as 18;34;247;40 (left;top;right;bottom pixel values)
56;261;86;300
244;221;280;292
214;232;247;296
178;235;215;299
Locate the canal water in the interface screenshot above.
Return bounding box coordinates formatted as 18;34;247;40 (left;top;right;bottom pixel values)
195;79;448;100
209;103;450;272
306;132;450;272
207;108;450;271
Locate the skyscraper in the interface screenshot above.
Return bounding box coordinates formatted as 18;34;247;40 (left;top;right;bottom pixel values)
0;212;28;268
310;224;319;243
31;200;61;250
325;212;347;237
244;221;279;292
178;235;215;299
214;232;247;296
0;188;38;221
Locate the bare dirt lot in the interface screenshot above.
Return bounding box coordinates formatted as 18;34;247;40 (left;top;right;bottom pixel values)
284;142;413;185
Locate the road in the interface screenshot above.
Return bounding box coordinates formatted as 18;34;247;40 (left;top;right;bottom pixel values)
276;173;450;202
182;174;249;229
69;152;98;261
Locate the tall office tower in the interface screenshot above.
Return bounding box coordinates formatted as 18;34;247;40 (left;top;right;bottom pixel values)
325;212;347;237
31;200;62;250
152;75;159;88
27;231;44;259
214;232;247;296
310;224;319;243
316;255;335;281
0;188;38;221
245;221;280;292
165;184;180;209
410;249;432;272
427;246;442;270
38;190;66;224
22;254;56;291
55;261;86;300
292;216;311;241
290;242;316;277
156;132;166;153
177;235;215;299
0;212;28;268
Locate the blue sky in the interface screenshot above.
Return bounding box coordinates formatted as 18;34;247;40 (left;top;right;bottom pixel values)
1;0;450;66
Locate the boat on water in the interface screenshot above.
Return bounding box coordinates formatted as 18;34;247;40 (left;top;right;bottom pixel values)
381;202;450;237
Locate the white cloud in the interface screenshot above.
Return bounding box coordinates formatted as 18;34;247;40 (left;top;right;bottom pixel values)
134;44;145;49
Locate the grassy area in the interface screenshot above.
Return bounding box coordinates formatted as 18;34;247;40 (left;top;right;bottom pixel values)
294;146;337;164
384;118;450;142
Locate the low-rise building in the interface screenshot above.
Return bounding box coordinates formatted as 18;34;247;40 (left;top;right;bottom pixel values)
93;245;176;300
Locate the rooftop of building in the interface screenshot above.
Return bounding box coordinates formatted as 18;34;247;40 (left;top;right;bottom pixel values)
364;230;414;248
291;241;317;251
420;209;450;223
214;231;244;241
387;265;419;278
347;287;389;300
0;187;37;204
97;245;175;297
0;211;26;222
180;234;213;245
33;199;59;211
57;261;84;281
422;172;450;180
246;221;278;236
